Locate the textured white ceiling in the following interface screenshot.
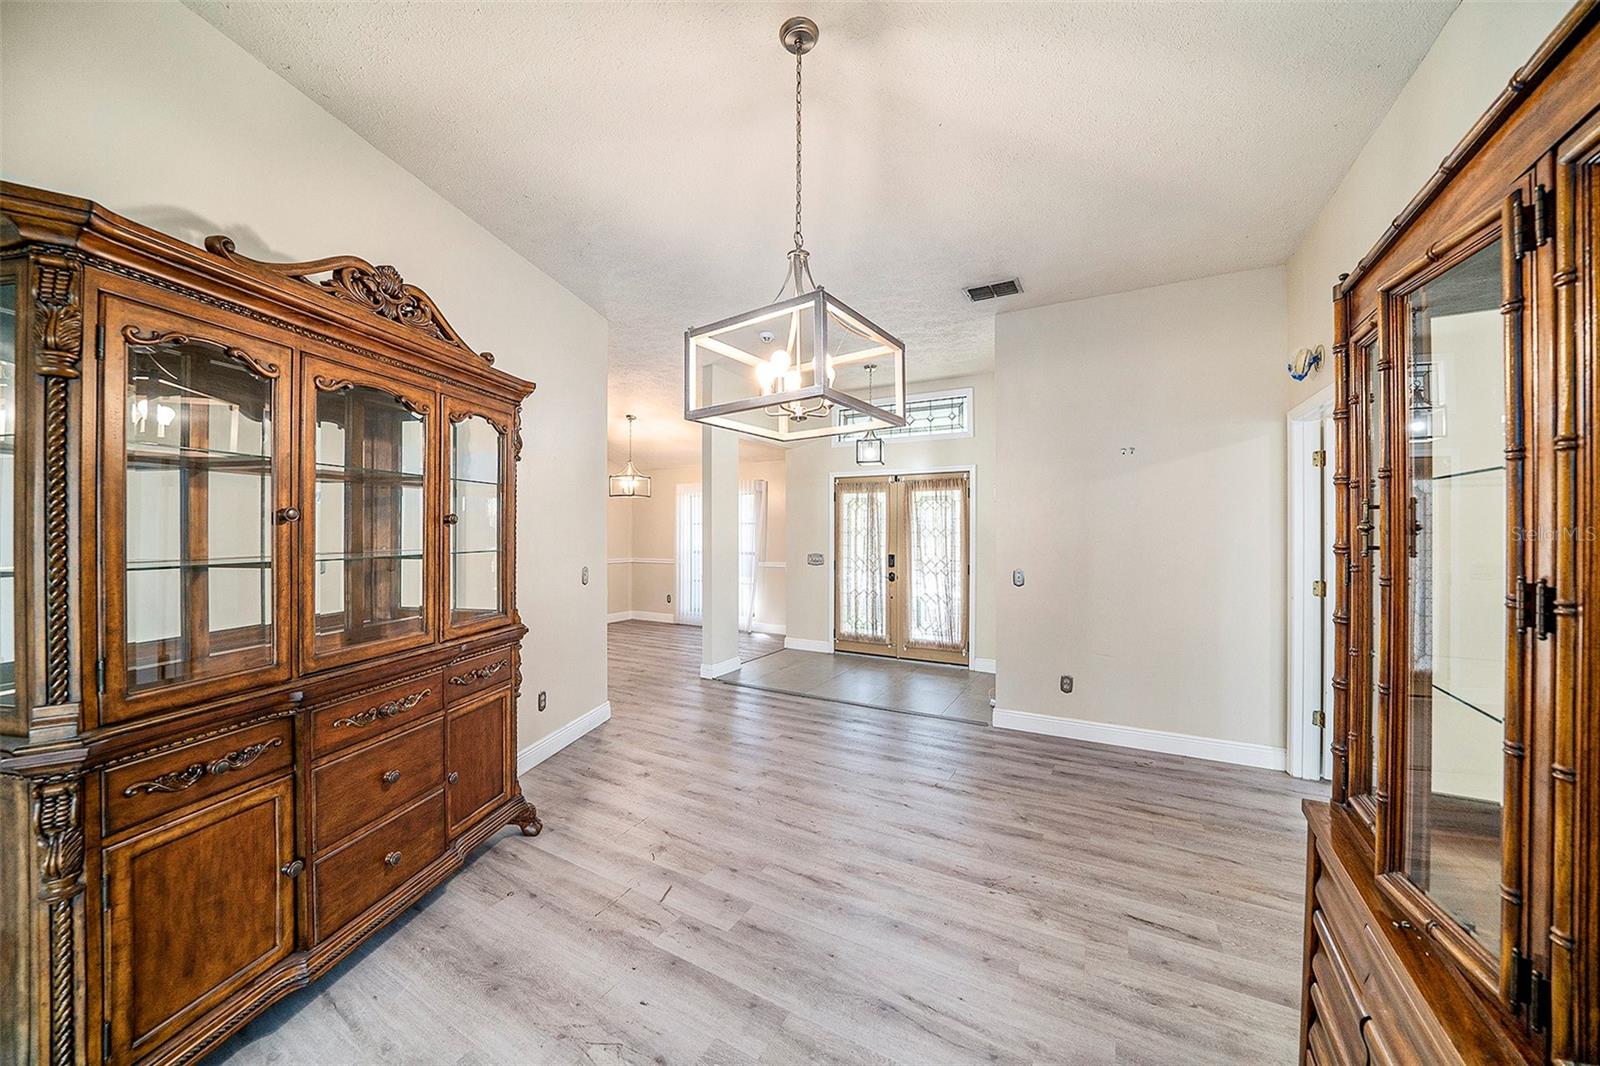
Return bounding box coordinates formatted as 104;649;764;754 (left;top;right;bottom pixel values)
190;1;1455;466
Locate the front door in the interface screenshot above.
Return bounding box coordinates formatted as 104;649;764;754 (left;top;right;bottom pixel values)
833;472;970;665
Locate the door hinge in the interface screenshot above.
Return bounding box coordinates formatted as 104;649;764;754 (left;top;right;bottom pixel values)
1510;948;1551;1033
103;1020;111;1061
1514;185;1553;258
1311;449;1326;468
1311;709;1326;728
101;867;109;911
1516;578;1556;640
95;322;105;359
95;658;106;694
1312;580;1326;598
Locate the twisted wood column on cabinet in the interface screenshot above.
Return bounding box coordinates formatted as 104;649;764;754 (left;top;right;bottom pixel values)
32;254;84;1066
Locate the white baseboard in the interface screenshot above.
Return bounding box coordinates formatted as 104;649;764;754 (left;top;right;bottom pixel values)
517;700;611;776
700;655;742;679
970;657;996;674
783;637;832;654
750;622;786;636
991;707;1286;772
607;610;677;624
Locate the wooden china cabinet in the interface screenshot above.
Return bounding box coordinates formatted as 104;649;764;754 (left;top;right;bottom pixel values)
0;183;541;1066
1303;5;1600;1065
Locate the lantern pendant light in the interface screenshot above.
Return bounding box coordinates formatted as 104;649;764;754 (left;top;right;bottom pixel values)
683;15;908;443
855;363;885;466
608;414;652;498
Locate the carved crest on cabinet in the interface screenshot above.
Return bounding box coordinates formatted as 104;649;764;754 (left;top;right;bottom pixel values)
205;235;494;364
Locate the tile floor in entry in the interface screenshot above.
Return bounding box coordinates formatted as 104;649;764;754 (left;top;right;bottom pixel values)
719;645;994;724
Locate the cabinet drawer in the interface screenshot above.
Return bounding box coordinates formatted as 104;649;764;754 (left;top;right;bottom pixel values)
311;716;444;851
311;671;443;757
444;646;515;703
312;790;445;940
102;717;293;838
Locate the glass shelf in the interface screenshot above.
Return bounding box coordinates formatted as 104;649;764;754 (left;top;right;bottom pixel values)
450;475;501;488
315;463;424;483
448;548;498;557
314;551;424;564
127;556;271;573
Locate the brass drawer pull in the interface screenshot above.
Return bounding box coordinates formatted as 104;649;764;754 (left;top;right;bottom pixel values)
280;859;304;879
122;737;284;797
382;770;401;785
448;658;507;686
447;771;460;785
384;851;402;868
331;688;431;729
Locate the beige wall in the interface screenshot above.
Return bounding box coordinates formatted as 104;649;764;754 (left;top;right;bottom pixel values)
1285;0;1571;409
994;268;1288;751
0;2;611;751
606;496;634;617
609;457;787;631
783;374;996;663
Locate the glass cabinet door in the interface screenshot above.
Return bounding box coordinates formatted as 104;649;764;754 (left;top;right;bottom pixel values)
103;301;294;718
1349;331;1384;813
443;399;510;636
305;363;436;667
0;275;16;723
1388;233;1513;984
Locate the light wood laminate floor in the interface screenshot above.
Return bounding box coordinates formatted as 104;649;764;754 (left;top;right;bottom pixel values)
217;620;1325;1065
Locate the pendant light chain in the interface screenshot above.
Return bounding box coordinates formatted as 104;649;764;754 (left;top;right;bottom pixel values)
793;45;804;251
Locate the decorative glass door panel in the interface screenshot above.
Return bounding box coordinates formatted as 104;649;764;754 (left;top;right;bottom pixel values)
833;472;969;665
1395;236;1511;970
443;398;511;636
1349;329;1384;813
306;363;435;666
900;474;969;662
103;301;293;717
834;477;891;652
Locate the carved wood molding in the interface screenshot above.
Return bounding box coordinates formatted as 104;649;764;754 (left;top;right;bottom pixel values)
330;688;430;729
447;658;507;686
119;737;284;797
33;256;80;710
34;777;83;1066
121;324;281;379
448;409;508;435
313;374;429;415
98;707;296;771
205;236;494;364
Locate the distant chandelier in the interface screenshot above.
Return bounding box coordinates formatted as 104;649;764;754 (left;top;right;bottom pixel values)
608;414;652;498
683;15;907;443
855;364;885;466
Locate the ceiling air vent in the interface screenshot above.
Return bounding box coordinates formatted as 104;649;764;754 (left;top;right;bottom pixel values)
965;278;1023;302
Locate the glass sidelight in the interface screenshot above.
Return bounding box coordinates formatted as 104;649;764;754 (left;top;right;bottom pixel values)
834;472;969;665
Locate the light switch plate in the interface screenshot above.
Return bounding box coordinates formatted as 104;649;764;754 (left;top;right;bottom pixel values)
807;552;825;566
1012;569;1025;587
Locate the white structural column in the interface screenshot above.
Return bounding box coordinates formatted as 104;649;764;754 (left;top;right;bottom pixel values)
700;421;741;678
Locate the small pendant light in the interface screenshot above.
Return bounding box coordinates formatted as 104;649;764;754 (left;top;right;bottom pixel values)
609;414;652;498
684;15;908;443
855;363;885;466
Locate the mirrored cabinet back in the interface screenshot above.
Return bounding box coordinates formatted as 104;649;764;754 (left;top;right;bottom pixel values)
1307;5;1600;1065
0;183;542;1066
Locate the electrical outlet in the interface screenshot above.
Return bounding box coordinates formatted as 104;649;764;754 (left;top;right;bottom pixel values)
1060;675;1073;694
538;690;547;712
666;593;672;604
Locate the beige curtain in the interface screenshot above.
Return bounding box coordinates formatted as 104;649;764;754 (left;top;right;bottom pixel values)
903;474;967;652
835;479;888;643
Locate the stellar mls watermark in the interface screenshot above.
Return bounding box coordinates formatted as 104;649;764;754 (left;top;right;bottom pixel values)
1514;524;1597;543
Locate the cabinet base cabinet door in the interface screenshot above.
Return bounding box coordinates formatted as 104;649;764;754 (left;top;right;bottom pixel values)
103;777;295;1063
446;689;512;836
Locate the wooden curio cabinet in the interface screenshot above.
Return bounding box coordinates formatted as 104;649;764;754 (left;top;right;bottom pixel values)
1302;6;1600;1064
0;183;542;1066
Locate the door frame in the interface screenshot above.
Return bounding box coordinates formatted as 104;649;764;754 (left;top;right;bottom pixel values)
1288;385;1336;780
828;464;976;667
